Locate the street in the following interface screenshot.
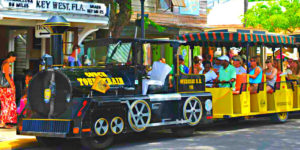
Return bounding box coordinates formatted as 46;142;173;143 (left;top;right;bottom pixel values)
2;114;300;150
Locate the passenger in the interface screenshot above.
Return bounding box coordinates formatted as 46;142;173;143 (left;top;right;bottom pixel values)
217;55;236;89
249;56;263;93
213;56;222;73
273;59;282;74
178;55;189;74
264;60;277;92
159;58;166;64
233;56;246;75
200;61;217;87
189;56;203;74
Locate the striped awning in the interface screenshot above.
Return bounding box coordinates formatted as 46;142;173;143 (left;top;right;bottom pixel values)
177;32;296;45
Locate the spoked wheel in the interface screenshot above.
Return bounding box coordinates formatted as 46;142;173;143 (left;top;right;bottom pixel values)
110;117;124;134
128;100;151;132
183;97;203;126
271;112;288;123
94;118;109;136
81;136;114;150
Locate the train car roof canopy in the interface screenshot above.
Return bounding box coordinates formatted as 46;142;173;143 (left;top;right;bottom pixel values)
177;32;296;47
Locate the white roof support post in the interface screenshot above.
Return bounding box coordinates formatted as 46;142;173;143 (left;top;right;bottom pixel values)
78;26;100;45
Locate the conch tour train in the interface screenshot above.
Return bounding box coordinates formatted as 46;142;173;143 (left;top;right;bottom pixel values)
17;31;300;149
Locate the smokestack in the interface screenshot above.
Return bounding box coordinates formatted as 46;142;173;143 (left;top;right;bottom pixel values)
43;16;70;65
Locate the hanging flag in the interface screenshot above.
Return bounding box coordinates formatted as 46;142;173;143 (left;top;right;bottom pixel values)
92;76;110;93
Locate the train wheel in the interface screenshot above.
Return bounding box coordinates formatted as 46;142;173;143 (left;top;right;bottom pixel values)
171;127;195;137
94;118;109;136
271;112;288;123
128;100;151;132
183;97;203;126
81;136;114;150
110;117;124;134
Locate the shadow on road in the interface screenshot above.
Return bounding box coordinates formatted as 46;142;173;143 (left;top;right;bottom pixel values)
14;113;300;150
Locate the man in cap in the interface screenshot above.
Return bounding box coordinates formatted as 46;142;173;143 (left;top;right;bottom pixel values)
178;55;189;74
217;55;236;89
233;56;246;75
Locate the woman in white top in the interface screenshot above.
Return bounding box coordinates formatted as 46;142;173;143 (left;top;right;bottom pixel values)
199;61;217;87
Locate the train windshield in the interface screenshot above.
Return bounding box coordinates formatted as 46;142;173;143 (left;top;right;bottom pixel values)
89;42;132;66
106;42;132;64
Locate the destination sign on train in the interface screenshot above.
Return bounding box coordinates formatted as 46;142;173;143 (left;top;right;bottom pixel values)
0;0;107;16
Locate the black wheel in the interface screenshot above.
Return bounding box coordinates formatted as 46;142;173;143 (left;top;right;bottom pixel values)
36;137;66;145
171;128;195;137
81;136;114;150
270;112;288;123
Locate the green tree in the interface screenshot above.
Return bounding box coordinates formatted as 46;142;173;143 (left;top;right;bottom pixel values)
242;0;300;33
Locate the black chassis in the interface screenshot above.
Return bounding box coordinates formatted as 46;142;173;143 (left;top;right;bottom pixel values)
71;92;213;138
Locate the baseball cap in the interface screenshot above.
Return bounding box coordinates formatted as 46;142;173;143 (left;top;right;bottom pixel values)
179;55;184;61
218;55;230;62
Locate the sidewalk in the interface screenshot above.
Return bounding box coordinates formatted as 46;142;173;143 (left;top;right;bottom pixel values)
0;127;36;150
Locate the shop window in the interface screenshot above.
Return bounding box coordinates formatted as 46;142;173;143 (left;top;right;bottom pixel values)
158;0;185;12
32;30;41;50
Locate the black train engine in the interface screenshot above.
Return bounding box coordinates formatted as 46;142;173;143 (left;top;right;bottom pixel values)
17;38;213;149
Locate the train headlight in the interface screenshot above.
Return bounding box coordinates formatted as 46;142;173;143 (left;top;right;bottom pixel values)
205;99;212;111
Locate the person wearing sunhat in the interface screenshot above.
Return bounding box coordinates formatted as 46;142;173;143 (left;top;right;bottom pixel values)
217;55;236;89
233;56;246;75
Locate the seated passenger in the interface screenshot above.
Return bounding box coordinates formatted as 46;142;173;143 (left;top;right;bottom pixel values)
233;56;246;75
179;55;189;74
217;55;236;89
264;59;277;92
249;56;263;93
213;55;222;73
199;61;217;87
189;56;203;74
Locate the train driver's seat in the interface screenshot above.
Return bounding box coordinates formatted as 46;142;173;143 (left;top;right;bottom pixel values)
142;61;172;95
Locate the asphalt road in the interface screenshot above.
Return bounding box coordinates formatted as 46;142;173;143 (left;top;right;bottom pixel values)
7;114;300;150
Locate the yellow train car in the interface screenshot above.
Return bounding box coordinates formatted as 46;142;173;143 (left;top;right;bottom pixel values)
177;31;298;122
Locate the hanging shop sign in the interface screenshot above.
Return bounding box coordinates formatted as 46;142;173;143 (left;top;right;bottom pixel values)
35;23;50;38
0;0;107;16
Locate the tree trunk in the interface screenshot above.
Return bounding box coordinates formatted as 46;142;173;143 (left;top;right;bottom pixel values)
95;0;132;38
244;0;248;27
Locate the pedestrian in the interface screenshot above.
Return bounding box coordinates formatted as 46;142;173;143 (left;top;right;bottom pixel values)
17;69;33;115
0;52;17;128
